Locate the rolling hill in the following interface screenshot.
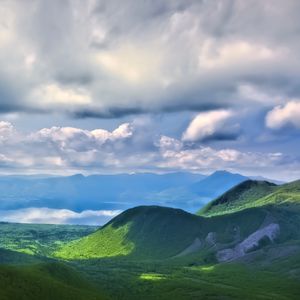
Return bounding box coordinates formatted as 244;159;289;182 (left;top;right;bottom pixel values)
55;206;207;259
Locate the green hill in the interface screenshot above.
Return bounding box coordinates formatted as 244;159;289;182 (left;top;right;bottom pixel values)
55;206;206;260
55;204;298;260
199;180;300;217
0;262;109;300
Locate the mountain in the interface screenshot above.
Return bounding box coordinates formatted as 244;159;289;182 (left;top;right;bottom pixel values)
0;171;287;224
0;170;252;214
55;206;206;260
199;180;300;217
190;170;248;198
248;175;285;185
56;179;300;264
0;172;205;212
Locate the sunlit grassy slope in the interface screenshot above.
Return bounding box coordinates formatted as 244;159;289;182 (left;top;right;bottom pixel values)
55;206;208;259
198;180;300;217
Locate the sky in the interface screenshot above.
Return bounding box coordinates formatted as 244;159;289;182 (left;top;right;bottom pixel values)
0;0;300;182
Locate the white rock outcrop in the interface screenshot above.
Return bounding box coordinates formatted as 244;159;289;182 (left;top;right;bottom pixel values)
217;223;280;262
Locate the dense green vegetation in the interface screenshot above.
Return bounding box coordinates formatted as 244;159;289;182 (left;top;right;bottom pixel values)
72;255;300;300
0;222;96;256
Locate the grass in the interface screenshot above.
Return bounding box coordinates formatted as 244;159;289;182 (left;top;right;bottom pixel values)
0;262;109;300
69;257;300;300
0;222;96;256
55;206;208;260
56;223;135;259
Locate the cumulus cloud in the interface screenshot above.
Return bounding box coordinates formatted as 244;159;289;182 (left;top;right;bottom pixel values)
0;119;298;180
0;1;300;117
266;101;300;129
0;207;121;225
182;110;238;142
157;135;288;172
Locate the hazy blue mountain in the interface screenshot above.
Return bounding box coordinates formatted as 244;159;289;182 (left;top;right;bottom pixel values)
0;172;204;212
0;171;272;213
190;170;248;198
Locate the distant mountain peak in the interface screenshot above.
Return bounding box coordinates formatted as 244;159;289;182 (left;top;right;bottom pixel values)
191;170;248;198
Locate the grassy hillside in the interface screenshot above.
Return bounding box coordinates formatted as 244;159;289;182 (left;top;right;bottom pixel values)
55;206;206;259
55;204;285;260
199;180;300;217
0;262;109;300
198;180;277;217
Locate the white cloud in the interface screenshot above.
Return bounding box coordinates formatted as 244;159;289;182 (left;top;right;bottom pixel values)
266;101;300;129
182;110;234;142
158;135;183;151
199;40;277;70
0;207;122;225
95;44;165;84
0;121;15;142
157;142;290;177
31;83;92;108
0;119;298;180
30;123;134;152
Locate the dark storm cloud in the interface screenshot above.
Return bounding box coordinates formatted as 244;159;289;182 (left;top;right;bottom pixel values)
72;107;147;119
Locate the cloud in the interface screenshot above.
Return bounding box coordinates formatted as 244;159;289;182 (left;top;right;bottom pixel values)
182;110;237;142
266;101;300;129
0;121;15;141
0;1;300;118
0;207;121;225
0;119;299;181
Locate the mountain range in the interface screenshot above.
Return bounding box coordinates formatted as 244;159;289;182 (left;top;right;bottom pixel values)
0;170;279;214
56;179;300;264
